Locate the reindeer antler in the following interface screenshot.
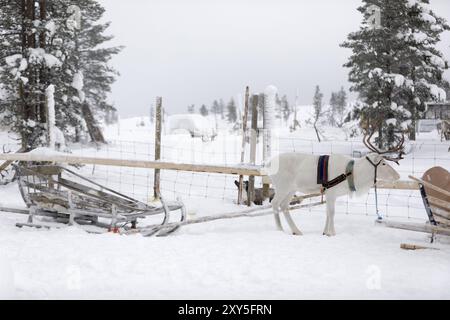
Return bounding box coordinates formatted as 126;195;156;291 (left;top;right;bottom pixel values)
363;131;405;164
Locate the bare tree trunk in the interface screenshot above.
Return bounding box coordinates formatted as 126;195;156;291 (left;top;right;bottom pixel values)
82;103;106;144
313;121;321;142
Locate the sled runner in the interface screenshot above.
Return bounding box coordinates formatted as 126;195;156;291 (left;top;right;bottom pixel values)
10;164;186;236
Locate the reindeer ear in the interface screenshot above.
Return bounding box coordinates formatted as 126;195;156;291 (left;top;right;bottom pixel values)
234;180;239;187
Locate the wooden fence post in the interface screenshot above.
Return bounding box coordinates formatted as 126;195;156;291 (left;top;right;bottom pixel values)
154;97;162;199
248;95;258;206
238;86;250;204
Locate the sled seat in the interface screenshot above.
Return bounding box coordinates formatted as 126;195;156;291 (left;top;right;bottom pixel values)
411;167;450;228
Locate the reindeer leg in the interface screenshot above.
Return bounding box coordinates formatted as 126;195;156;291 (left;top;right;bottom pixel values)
282;192;302;235
271;194;284;231
323;195;336;236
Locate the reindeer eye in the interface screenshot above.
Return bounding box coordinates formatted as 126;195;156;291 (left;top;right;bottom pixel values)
382;163;386;166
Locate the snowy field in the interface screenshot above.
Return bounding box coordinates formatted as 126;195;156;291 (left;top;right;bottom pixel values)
0;116;449;299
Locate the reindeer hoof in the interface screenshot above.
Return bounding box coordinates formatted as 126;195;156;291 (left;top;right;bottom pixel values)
292;231;303;236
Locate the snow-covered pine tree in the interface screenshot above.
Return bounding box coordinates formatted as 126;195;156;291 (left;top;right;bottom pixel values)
274;93;282;122
329;92;338;126
0;0;121;148
396;0;449;140
226;98;237;123
187;104;195;113
68;0;122;142
341;0;449;147
313;85;323;142
335;87;348;127
219;99;225;119
280;95;291;124
210;100;220;115
199;104;208;116
0;0;67;149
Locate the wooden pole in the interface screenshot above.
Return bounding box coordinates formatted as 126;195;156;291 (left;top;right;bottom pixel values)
154;97;162;199
131;199;326;236
248;95;258;206
237;86;250;204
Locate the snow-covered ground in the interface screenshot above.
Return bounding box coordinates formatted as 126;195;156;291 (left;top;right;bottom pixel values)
0;116;449;299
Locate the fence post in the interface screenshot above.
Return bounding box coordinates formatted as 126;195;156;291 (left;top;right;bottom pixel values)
238;86;250;205
262;86;276;200
154;96;162;199
248;94;258;206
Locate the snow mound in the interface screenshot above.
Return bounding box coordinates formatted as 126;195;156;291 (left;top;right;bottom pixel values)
168;114;216;138
0;255;15;299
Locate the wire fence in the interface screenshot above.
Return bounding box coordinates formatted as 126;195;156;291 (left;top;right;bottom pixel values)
63;133;450;222
1;131;449;222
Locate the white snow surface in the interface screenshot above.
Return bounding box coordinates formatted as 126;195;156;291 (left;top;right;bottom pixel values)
0;115;449;299
168;114;215;138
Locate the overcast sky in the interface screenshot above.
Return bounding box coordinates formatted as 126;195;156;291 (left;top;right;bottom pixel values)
99;0;450;117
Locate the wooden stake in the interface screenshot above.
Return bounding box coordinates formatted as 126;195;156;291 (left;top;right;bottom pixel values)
400;243;439;251
238;86;250;205
248;95;258;206
154;97;162;199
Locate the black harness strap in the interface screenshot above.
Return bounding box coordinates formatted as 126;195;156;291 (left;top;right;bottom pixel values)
317;155;353;192
322;172;353;190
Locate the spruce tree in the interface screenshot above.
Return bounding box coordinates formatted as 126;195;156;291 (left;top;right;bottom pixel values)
280;95;291;123
199;104;208;116
335;87;348;127
0;0;122;148
226;98;237;123
341;0;449;147
329;92;338;126
313;85;323;142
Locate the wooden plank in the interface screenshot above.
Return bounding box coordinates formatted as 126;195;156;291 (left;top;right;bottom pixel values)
428;196;450;212
0;147;25;174
377;219;450;236
400;243;439;250
409;175;450;197
0;154;425;192
237;86;250;205
0;153;263;176
130;199;326;236
377;180;419;190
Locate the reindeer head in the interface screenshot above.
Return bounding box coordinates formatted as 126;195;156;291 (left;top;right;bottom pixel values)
365;153;400;182
363;131;405;165
363;132;404;182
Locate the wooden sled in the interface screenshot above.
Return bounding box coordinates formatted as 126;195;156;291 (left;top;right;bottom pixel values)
378;166;450;241
6;164;186;236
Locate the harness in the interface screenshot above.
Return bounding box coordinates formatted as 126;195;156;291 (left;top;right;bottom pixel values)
317;155;355;193
316;155;385;220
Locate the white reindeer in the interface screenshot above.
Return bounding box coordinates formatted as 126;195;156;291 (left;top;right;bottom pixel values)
266;135;404;236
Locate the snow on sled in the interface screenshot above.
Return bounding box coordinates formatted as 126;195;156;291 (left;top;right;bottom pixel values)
379;166;450;241
7;165;186;236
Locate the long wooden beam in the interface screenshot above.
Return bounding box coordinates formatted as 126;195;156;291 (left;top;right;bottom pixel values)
377;180;419;190
0;152;421;190
0;153;263;176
